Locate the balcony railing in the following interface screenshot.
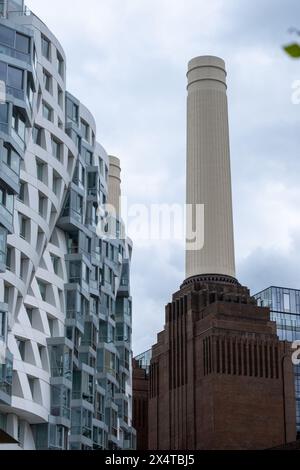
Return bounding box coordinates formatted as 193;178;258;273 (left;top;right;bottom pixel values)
0;43;31;64
11;128;25;151
95;411;104;422
1;160;20;182
81;338;97;351
51;367;72;381
67;246;79;254
0;123;8;134
0;203;13;227
82;426;92;439
0;380;12;396
68;276;81;286
6;85;24;100
0;248;6;265
87;188;98;197
51;405;71;420
66;309;84;328
72;391;93;404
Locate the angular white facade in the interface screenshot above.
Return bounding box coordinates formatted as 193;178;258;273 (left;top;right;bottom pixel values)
0;1;135;450
185;56;236;280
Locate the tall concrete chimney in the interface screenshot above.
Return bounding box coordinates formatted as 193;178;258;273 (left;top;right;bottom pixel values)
108;155;121;216
185;56;236;280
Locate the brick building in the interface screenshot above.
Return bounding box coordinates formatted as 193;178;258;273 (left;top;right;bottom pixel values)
132;356;150;450
139;55;297;450
148;276;296;449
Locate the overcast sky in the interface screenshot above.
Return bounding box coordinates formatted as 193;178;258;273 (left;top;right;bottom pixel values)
26;0;300;355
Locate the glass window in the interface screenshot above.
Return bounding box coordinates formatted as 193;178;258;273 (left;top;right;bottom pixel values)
43;69;52;93
38;280;47;301
18;182;25;202
0;25;14;47
0;311;6;340
27;75;34;106
38;194;46;217
12;108;26;141
51;255;59;275
15;33;30;54
81;120;89;141
99;158;104;175
51;136;62;161
7;0;24;13
41;35;51;60
57;51;64;77
42;101;53;121
83;263;89;284
16;338;25;360
0;103;8;123
57;85;63;108
66;98;78;124
75;194;83;214
3;144;20;175
0;61;6;82
20;216;27;239
33;126;43;146
85;150;93;166
69;261;81;282
0;188;13;213
284;293;290;312
7;65;23;89
0;226;7;264
52;172;60;196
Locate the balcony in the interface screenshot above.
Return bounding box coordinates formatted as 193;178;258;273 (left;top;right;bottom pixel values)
0;123;8;134
82;426;92;439
72;390;94;404
94;411;104;422
111;427;118;438
0;352;12;404
51;405;70;420
67;245;79;255
0;203;13;230
66;309;84;329
6;85;24;101
81;337;97;351
0;43;31;65
11;128;25;151
0;161;20;194
51;366;72;382
0;379;12;397
87;188;98;197
0;247;5;267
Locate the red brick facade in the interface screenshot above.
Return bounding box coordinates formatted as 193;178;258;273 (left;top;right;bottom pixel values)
132;359;149;450
148;276;296;450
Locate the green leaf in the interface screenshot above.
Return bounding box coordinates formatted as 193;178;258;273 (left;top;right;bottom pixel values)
283;43;300;58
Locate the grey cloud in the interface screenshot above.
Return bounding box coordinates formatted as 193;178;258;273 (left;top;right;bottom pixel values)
26;0;300;354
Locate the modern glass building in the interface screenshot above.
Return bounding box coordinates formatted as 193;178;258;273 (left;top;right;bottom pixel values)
254;286;300;436
134;349;151;375
0;0;135;450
